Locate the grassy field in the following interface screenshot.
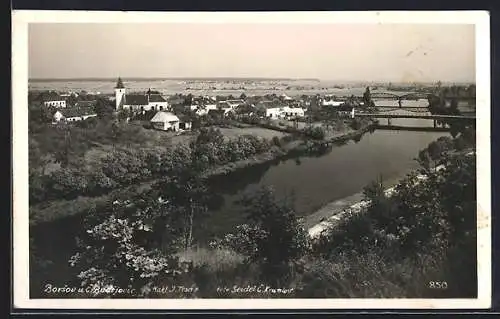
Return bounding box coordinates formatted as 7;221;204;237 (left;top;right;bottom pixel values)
218;127;288;140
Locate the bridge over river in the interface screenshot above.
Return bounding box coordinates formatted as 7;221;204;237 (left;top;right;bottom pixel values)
350;106;476;131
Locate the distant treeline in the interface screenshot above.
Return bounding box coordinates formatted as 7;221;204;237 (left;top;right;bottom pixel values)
29;77;321;82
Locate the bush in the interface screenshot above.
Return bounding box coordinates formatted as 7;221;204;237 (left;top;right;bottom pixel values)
69;196;187;297
272;136;282;147
304;126;326;140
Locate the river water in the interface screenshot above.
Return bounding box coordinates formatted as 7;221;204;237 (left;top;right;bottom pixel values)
30;108;449;295
202;114;447;238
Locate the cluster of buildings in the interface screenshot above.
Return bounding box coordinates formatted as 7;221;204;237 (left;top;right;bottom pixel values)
39;77;360;130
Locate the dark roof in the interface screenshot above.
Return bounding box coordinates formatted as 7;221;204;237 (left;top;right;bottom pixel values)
125;94;148;106
75;100;97;107
338;104;354;111
146;88;162;94
257;100;283;109
176;114;192;123
148;94;167;103
226;99;244;104
168;97;185;105
208;109;225;115
115;77;125;89
58;107;96;118
42;91;64;102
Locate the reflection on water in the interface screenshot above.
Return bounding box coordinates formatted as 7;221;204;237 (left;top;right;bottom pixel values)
199;121;447;239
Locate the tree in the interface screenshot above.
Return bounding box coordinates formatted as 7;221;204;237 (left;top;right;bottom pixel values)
362;87;372;108
235;187;310;285
240;92;247;100
69;193;186;297
467;84;476;98
95;98;115;119
183;94;194;106
52;125;72;167
117;108;132;122
153;144;211;250
436;80;442;91
304;126;326;140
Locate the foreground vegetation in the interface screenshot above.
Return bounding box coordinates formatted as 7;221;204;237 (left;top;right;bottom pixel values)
30;121;476;298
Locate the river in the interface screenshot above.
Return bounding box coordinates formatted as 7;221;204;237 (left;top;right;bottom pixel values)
201;114;447;238
29;112;449;296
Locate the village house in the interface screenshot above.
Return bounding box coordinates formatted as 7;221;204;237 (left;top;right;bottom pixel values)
207;108;234;118
114;77;169;112
52;107;97;123
321;99;344;107
265;105;305;119
337;104;356;118
150;111;192;131
44;100;67;108
234;103;255;116
215;102;236;116
265;107;282;119
282;106;305;118
168;95;185;106
280;93;293;102
43;92;67;108
195;104;218;116
224;99;245;109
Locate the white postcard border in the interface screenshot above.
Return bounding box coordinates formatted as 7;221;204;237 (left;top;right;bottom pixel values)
12;10;491;310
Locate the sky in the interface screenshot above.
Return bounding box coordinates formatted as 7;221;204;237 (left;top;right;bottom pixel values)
28;23;476;82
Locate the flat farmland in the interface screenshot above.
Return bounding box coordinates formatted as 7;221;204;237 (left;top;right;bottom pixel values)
218;127;288;140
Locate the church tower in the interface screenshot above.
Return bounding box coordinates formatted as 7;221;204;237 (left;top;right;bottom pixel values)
114;77;126;110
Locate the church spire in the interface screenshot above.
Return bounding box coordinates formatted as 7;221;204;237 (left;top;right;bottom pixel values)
115;77;125;89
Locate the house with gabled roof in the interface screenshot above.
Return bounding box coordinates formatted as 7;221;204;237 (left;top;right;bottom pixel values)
114;77;170;112
150;111;192;131
52;107;97;123
42;91;67;108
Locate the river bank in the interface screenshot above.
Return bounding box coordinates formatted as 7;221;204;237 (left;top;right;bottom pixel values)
203;120;376;177
30;120;377;225
305;173;412;237
306;150;474;239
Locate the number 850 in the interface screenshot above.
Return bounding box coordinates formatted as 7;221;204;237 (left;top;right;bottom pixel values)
428;281;448;289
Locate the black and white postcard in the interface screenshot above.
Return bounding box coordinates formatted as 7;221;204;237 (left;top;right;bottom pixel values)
12;10;491;310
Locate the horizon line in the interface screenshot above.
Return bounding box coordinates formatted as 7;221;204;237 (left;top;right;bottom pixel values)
28;76;475;84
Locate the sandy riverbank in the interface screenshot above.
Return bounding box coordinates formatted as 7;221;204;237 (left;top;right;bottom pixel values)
305;155;469;239
303;172;410;230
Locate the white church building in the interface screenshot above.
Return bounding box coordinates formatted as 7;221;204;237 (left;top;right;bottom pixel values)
114;77;170;112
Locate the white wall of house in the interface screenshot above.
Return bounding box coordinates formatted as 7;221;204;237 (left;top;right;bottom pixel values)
148;101;170;111
53;111;97;123
266;108;282;118
222;108;234;116
179;121;192;130
167;121;180;131
196;108;208;116
45;100;67;108
53;111;64;122
123;104;150;111
152;120;180;131
321;100;343;107
206;104;217;111
266;107;304;119
151;122;166;130
82;114;97;120
282;107;305;118
66;117;83;122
